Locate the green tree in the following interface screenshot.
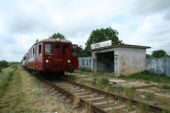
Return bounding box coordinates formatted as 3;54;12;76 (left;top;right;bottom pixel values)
151;50;167;58
85;27;122;56
78;45;89;57
49;33;65;39
146;54;151;58
0;60;9;69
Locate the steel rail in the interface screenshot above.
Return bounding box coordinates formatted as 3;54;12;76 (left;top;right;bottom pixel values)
67;80;170;113
37;76;169;113
38;77;107;113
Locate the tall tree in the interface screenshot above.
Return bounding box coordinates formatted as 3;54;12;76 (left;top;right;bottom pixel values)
78;45;89;57
151;50;167;58
49;33;65;39
85;27;122;55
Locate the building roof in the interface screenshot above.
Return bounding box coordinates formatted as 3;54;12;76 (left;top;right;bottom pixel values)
91;44;151;51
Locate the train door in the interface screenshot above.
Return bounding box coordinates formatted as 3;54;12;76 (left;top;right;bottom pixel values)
71;45;78;70
61;44;71;69
35;43;43;71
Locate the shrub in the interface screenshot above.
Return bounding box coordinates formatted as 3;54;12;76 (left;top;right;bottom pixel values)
78;67;93;72
122;70;170;83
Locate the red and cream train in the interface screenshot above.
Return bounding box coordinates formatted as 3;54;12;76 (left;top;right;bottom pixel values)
22;38;78;75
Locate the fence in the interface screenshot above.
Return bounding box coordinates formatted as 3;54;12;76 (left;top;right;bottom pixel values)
78;57;170;76
78;57;92;69
145;57;170;76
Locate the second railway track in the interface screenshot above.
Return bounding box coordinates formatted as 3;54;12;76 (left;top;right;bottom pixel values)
38;77;169;113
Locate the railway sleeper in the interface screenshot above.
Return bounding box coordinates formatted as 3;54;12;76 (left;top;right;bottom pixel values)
79;93;97;98
70;89;85;93
85;96;105;101
93;100;114;106
73;91;87;95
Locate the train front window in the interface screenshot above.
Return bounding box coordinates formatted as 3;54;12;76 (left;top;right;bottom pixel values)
45;44;52;55
62;45;69;55
72;45;77;56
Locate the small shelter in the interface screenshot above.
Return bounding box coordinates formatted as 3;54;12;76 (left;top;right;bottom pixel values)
91;40;150;76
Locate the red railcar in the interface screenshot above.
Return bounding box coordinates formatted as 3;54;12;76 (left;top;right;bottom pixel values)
22;38;78;74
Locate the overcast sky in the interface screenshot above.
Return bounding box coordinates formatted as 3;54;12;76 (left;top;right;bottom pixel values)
0;0;170;61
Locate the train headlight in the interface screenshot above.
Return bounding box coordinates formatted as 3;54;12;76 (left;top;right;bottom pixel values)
45;60;49;63
67;60;71;63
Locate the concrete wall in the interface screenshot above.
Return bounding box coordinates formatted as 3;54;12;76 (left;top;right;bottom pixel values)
117;48;146;76
146;58;170;76
78;57;92;69
78;57;170;76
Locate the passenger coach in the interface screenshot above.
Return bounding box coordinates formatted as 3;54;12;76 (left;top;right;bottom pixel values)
22;38;78;75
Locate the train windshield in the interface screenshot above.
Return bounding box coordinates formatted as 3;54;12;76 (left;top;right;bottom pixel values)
45;44;52;55
72;45;77;56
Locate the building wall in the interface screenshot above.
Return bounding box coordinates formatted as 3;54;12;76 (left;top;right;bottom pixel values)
78;56;170;76
117;48;146;76
146;58;170;76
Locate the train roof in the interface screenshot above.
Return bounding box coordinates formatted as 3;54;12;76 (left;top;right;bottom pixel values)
36;38;72;44
22;38;73;60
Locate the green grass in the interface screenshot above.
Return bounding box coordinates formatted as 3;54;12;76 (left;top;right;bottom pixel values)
121;71;170;83
137;103;150;113
78;67;93;72
160;84;170;90
0;66;15;97
0;65;33;113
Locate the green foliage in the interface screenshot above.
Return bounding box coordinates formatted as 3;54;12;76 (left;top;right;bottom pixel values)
78;67;93;72
78;45;90;57
0;60;9;70
0;69;14;97
93;76;109;88
137;103;150;113
151;50;168;58
85;27;122;55
121;71;170;83
146;54;151;58
160;84;170;90
49;32;65;39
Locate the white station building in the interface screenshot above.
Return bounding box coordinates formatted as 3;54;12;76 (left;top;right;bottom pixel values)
79;40;150;76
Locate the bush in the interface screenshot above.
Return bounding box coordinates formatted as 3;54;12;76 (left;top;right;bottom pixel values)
0;60;9;69
78;67;93;72
122;70;170;83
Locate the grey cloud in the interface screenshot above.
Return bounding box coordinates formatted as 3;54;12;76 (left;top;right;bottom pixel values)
135;0;170;20
135;0;170;13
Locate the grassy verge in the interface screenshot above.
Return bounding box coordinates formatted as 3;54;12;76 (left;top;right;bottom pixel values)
90;76;170;111
76;67;94;75
120;71;170;84
0;65;33;113
0;66;16;97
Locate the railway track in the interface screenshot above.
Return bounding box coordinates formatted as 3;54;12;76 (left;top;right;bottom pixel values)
37;77;169;113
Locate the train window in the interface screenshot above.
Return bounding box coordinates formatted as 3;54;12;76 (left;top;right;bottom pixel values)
72;45;77;56
62;45;69;55
55;45;60;48
45;44;52;55
39;44;41;54
33;48;35;56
